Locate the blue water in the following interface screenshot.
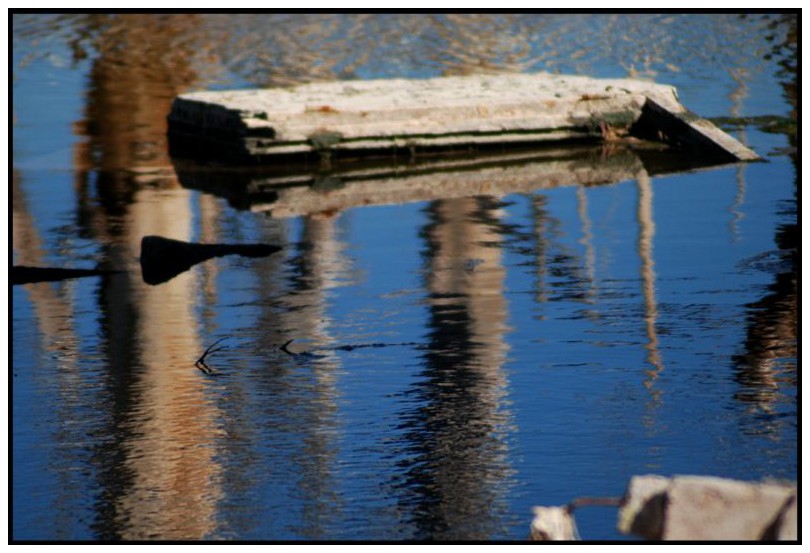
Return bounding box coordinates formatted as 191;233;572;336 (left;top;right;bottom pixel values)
11;14;797;541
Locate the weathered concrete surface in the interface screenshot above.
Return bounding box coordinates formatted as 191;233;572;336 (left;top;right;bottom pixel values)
168;72;758;163
772;494;797;540
530;507;579;541
618;475;798;541
617;474;670;539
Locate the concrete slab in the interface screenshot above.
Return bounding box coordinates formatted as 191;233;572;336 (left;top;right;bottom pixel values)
168;72;758;163
618;475;797;541
661;476;797;541
530;507;579;541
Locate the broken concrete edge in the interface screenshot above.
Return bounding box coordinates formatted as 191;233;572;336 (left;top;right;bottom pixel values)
531;475;797;542
616;475;797;541
631;96;761;162
765;493;797;541
530;506;580;541
617;474;670;539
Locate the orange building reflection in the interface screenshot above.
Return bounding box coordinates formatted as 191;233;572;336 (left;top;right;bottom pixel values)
71;15;224;539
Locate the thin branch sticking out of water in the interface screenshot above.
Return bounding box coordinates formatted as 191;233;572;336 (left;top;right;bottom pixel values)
196;337;229;375
279;339;423;357
279;339;296;356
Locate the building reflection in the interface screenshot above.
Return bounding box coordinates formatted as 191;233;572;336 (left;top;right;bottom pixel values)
730;197;796;421
12;171;80;367
67;14;225;540
429;14;538;75
732;263;797;412
523;171;665;434
576;186;598;306
12;169;89;538
726;66;749;243
393;195;514;540
248;212;347;538
635;170;664;410
732;14;797;420
12;11;799;541
528;194;552;308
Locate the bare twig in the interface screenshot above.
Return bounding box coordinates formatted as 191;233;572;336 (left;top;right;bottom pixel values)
196;337;229;374
279;338;295;355
279;339;425;359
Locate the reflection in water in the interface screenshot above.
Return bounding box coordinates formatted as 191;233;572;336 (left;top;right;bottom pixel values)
731;195;796;427
67;15;224;540
280;214;346;538
732;14;797;424
726;67;750;243
429;14;541;75
576;186;598;305
392;196;513;540
527;194;558;310
633;169;665;472
98;188;223;541
213;212;349;539
635;170;663;407
12;173;82;346
12;13;797;541
733;266;797;412
14;13;791;98
74;14;202;182
12;170;89;539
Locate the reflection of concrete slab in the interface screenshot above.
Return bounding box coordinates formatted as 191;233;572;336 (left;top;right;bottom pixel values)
175;145;731;219
168;72;758;163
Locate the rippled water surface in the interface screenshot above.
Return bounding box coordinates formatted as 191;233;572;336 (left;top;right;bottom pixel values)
12;13;797;541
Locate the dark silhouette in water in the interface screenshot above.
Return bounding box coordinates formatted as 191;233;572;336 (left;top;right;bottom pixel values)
196;337;229;375
278;338;422;358
12;266;123;285
140;235;283;285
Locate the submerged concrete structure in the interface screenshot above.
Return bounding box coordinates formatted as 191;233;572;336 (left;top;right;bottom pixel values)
530;474;797;541
168;72;759;164
618;475;797;541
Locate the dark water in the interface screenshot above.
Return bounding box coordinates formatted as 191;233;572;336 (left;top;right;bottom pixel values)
11;14;797;541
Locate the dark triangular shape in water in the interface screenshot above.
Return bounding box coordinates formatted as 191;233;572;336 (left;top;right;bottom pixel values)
140;235;282;285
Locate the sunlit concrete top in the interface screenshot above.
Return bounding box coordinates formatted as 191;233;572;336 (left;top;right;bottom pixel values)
168;72;758;162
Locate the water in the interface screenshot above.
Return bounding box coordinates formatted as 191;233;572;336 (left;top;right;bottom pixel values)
11;14;797;541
